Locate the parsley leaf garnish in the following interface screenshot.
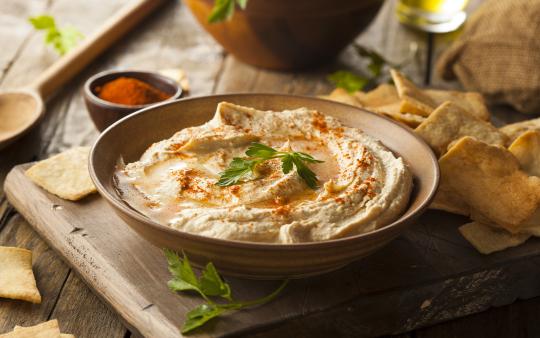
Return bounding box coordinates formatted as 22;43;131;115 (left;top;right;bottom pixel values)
328;42;418;93
217;142;324;190
208;0;248;23
327;71;369;93
165;250;288;334
29;15;84;56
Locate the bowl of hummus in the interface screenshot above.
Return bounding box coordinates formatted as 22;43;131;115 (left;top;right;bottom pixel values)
89;94;439;278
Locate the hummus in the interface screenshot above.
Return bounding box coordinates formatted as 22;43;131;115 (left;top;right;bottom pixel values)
115;102;413;243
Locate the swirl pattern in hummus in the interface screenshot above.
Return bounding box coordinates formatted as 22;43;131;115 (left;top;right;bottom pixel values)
115;102;413;243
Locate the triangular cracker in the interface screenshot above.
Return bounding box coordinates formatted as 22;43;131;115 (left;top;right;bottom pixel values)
429;183;470;216
0;247;41;304
391;69;436;117
439;137;540;233
459;222;530;255
500;117;540;143
415;102;508;156
14;323;73;338
26;147;96;201
509;130;540;177
424;89;490;121
1;320;61;338
355;83;399;107
323;88;362;107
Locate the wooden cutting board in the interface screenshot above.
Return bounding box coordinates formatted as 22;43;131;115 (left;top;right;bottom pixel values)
5;163;540;338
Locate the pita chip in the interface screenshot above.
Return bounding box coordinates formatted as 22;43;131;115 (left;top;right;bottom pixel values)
391;69;436;117
415;102;508;156
429;182;470;216
500;117;540;143
13;324;73;338
424;89;490;121
358;84;425;127
0;247;41;304
1;320;61;338
439;136;540;233
509;130;540;177
26;147;96;201
374;104;425;127
356;83;399;107
459;222;530;255
390;69;491;120
324;88;362;107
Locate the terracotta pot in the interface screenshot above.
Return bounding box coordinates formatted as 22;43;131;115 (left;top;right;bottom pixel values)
185;0;384;70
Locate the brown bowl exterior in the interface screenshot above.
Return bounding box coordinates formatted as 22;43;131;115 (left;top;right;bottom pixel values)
83;70;182;132
89;94;439;279
185;0;384;70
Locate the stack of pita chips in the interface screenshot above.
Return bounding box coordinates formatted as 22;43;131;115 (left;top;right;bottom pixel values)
323;69;540;254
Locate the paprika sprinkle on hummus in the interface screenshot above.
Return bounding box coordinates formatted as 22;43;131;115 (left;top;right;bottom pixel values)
115;102;413;244
95;76;171;106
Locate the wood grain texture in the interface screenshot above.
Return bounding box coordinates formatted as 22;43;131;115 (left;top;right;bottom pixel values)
48;271;126;338
0;0;221;337
3;0;540;337
0;214;70;332
7;163;540;337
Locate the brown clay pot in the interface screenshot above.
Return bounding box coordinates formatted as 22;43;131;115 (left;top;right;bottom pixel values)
185;0;384;70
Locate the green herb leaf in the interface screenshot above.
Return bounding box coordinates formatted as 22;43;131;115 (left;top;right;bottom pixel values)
182;304;225;334
354;45;387;77
327;71;369;93
216;142;323;189
199;262;232;301
29;15;83;56
291;155;319;189
236;0;248;9
281;155;293;174
295;152;325;164
165;249;207;299
216;157;257;186
165;250;288;334
208;0;248;23
29;15;55;29
245;142;277;158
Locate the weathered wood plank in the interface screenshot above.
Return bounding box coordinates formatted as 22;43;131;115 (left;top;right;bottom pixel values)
42;0;224;156
0;214;70;333
7;161;540;337
48;271;126;338
1;1;225;337
415;296;540;338
0;0;47;82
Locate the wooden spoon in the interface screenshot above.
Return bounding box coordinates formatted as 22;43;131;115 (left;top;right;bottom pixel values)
0;0;166;150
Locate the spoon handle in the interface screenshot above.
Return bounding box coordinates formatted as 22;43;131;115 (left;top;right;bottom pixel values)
28;0;167;99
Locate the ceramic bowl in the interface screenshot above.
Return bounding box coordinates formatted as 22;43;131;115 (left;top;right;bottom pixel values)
83;70;183;131
185;0;384;70
89;94;439;279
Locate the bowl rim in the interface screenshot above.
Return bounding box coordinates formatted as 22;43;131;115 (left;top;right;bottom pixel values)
84;69;183;110
89;93;439;250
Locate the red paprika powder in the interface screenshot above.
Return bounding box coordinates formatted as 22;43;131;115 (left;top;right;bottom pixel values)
95;76;171;106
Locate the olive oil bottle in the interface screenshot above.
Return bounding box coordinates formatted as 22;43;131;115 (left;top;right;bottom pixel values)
397;0;468;33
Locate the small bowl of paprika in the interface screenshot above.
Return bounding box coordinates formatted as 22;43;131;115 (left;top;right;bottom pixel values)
84;70;183;131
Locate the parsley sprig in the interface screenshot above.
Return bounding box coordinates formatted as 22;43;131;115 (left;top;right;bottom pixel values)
216;142;324;189
328;42;418;93
165;250;288;334
208;0;248;23
29;15;84;56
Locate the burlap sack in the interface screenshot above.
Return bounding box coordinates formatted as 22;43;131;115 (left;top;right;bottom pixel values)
436;0;540;114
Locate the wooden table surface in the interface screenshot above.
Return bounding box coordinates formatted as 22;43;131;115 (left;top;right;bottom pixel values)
1;0;539;337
